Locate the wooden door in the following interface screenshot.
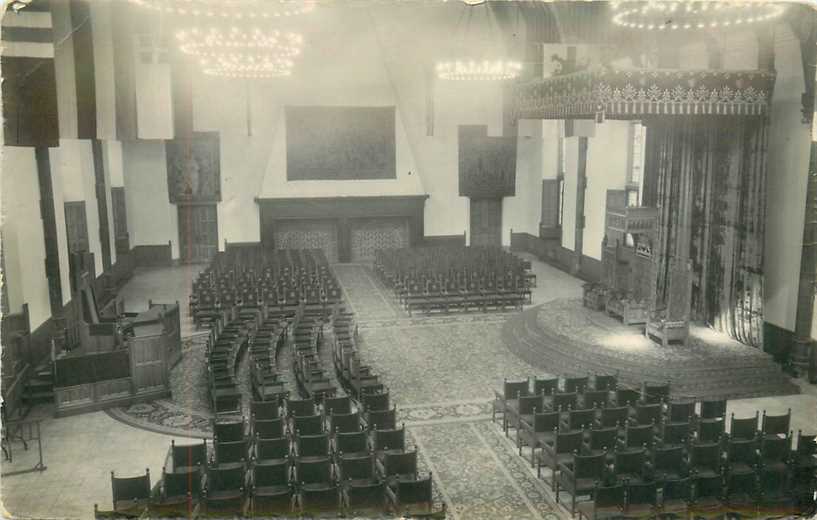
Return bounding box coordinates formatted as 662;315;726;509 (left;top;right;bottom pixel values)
469;198;502;247
178;204;218;263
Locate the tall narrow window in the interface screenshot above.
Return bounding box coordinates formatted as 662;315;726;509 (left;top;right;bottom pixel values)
626;121;646;207
557;121;567;227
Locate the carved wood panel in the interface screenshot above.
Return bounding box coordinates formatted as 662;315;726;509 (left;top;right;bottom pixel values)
350;218;409;263
273;219;338;263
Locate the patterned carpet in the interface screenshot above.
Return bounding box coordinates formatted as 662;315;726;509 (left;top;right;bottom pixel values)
504;299;799;400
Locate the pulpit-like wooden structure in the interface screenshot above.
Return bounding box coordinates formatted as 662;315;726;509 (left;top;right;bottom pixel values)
587;190;658;326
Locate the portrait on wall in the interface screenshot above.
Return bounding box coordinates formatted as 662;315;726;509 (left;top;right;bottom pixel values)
166;132;221;203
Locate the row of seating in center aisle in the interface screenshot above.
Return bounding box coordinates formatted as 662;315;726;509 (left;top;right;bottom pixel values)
494;375;817;518
292;304;338;401
205;306;254;416
191;249;343;327
374;246;533;315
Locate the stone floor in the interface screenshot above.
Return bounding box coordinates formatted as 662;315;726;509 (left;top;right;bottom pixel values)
2;254;816;520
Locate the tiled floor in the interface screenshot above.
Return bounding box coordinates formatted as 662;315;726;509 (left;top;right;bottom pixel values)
2;254;816;520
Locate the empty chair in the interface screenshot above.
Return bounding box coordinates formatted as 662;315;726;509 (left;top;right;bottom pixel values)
111;469;151;514
507;394;543;435
725;470;760;517
296;456;333;487
759;466;797;517
256;436;291;464
729;412;759;441
582;389;609;409
536;429;584;488
214;439;249;467
378;450;418;480
171;439;208;473
659;477;691;519
689;442;722;479
337;451;375;483
613;448;647;484
373;424;406;456
689;473;724;520
385;473;434;517
251;460;294;516
726;438;759;475
251;400;281;420
287;397;316;418
329;411;360;434
617;424;654;451
150;465;203;517
516;410;560;467
759;434;792;473
295;432;329;461
666;401;697;424
641;382;670;404
550;392;579;412
336;430;370;458
697;417;726;443
254;418;285;439
793;430;817;469
298;481;339;515
361;391;390;413
564;376;589;394
204;463;247;515
292;413;324;436
657;421;691;448
761;409;791;439
533;376;559;397
615;388;640;407
557;451;608;515
576;482;625;520
623;480;658;518
597;406;629;429
494;379;530;432
630;403;662;426
343;479;385;516
700;399;727;420
563;408;597;433
214;419;246;443
366;407;397;430
585;427;618;458
593;374;617;392
651;445;688;481
323;395;352;415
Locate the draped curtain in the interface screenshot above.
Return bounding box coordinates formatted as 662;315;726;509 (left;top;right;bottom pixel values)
643;116;768;347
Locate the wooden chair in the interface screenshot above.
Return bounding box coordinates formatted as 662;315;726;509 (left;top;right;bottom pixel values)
537;429;584;488
558;451;608;516
729;412;759;441
622;480;658;519
250;459;294;516
724;470;760;519
576;482;625;520
517;410;560;467
761;409;791;440
171;439;208;473
110;469;151;515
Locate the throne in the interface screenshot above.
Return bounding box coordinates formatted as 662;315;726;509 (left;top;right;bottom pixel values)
645;258;692;347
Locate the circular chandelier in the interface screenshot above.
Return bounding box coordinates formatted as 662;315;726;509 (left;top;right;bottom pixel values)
436;60;522;81
176;27;302;78
436;1;522;81
611;1;786;31
129;0;315;19
201;55;294;78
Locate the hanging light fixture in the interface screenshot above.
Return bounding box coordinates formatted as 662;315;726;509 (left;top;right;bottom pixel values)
610;1;786;32
129;0;315;20
436;1;522;81
175;27;303;78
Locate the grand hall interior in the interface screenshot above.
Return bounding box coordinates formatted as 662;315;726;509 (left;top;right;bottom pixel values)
1;0;817;518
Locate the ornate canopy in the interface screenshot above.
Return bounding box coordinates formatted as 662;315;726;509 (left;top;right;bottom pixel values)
513;66;776;120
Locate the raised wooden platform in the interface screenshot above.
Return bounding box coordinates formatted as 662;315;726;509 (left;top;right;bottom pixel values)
503;299;799;401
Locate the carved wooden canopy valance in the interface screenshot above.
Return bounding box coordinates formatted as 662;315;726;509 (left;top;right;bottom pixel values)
513;67;776;120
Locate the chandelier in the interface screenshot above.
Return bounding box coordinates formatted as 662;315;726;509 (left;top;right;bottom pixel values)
176;27;303;78
129;0;315;19
436;1;522;81
436;60;522;81
611;1;786;31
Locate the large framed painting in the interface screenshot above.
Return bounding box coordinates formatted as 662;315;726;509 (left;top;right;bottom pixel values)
286;106;396;180
166;132;221;203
